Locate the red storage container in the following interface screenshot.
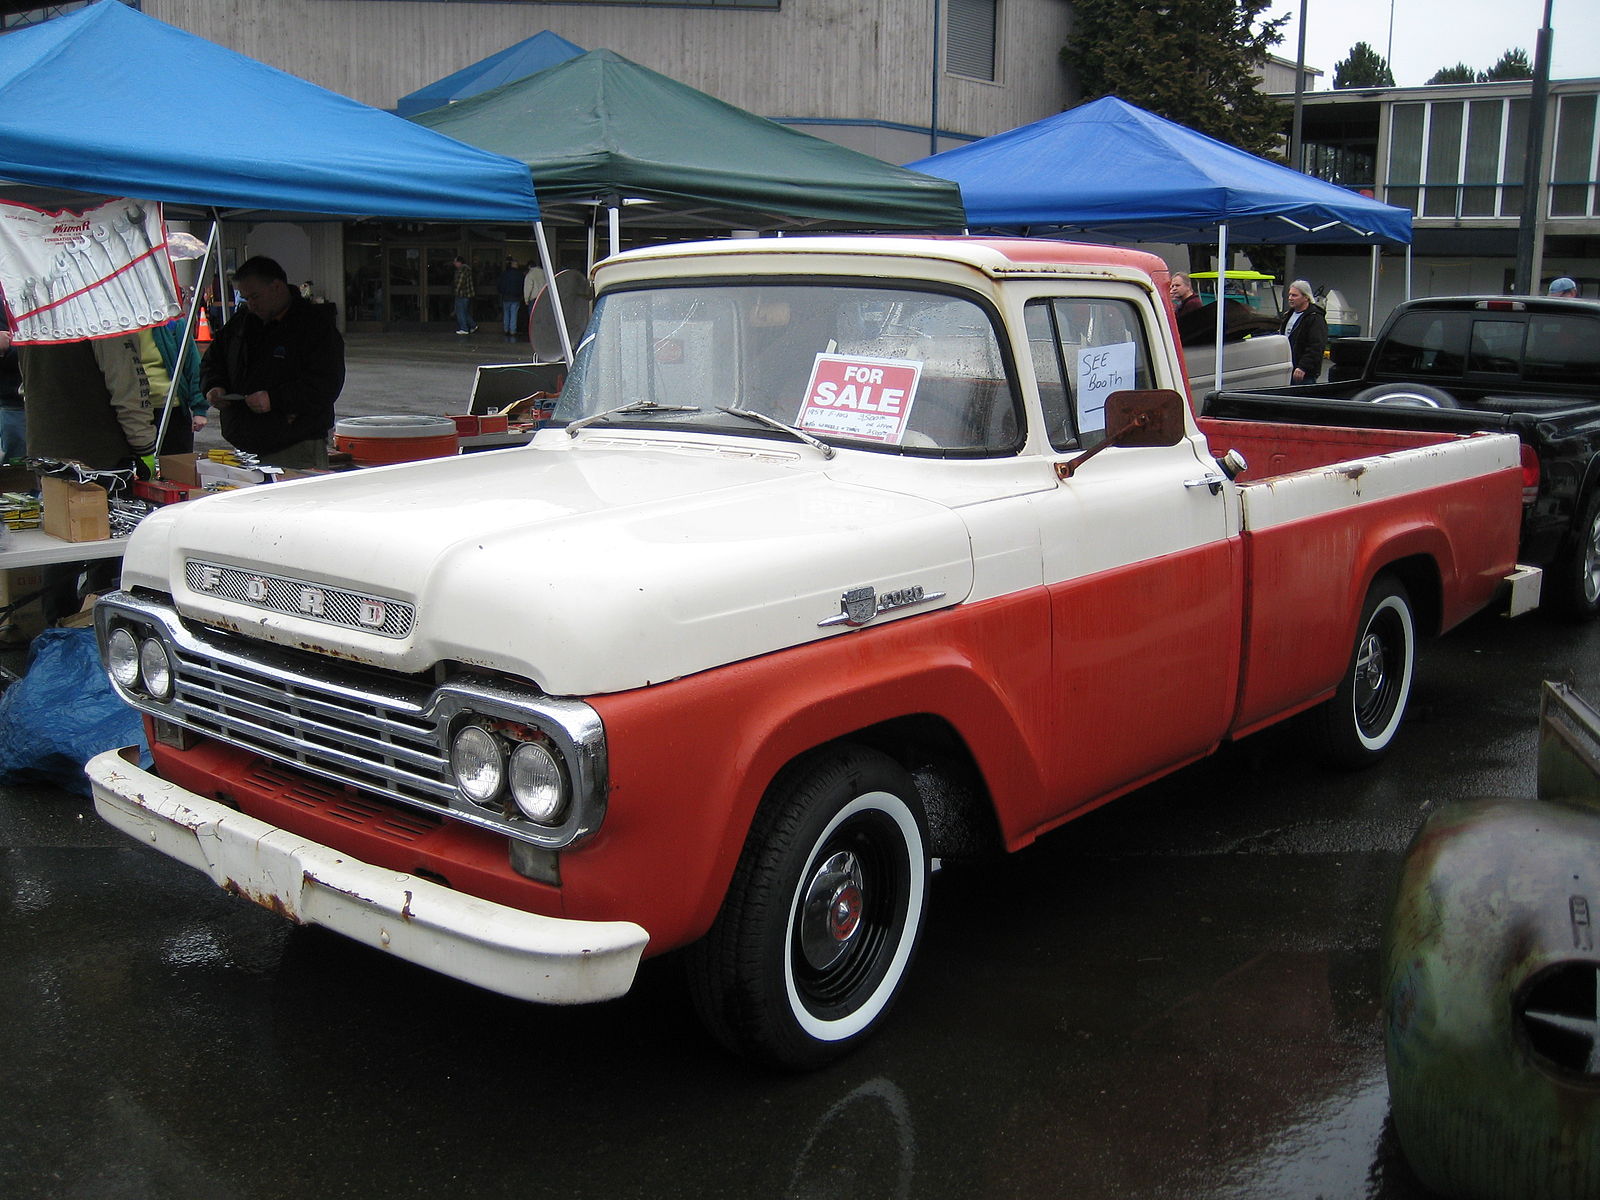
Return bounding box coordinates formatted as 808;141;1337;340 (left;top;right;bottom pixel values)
334;416;460;466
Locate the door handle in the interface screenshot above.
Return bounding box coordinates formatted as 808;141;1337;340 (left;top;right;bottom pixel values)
1183;474;1227;494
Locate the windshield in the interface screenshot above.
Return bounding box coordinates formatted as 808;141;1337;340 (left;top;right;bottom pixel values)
555;282;1021;454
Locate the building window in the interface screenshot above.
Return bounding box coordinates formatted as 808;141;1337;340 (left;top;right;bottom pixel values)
1552;94;1599;218
947;0;997;82
1387;96;1532;220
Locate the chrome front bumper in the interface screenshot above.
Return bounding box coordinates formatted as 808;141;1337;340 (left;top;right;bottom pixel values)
86;749;648;1005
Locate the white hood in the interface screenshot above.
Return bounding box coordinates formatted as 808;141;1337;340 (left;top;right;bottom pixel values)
124;436;980;695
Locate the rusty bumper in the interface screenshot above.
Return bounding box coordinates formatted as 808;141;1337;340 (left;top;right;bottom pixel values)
85;749;648;1005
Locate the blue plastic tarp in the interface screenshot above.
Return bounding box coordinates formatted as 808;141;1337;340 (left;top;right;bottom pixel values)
0;626;149;796
0;2;540;222
906;97;1411;246
396;30;585;117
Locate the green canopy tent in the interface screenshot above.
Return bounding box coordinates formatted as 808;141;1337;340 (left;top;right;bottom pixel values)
410;50;966;257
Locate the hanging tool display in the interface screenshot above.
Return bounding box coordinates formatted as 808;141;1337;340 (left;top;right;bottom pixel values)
0;197;182;344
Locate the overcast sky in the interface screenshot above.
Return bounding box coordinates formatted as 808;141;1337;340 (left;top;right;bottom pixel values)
1264;0;1600;89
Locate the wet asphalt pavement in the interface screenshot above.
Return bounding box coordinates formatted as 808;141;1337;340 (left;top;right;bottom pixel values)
2;335;1589;1198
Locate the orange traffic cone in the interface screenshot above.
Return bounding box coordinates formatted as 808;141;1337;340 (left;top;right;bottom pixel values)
196;307;213;344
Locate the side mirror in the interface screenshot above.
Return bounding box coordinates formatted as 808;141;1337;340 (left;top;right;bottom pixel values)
1057;389;1188;480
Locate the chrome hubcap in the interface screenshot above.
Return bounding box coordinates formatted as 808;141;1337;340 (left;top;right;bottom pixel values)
799;851;864;971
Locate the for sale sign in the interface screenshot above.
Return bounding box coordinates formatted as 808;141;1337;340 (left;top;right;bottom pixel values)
796;354;922;444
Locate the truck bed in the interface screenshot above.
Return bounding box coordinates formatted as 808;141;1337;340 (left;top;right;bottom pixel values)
1196;415;1464;482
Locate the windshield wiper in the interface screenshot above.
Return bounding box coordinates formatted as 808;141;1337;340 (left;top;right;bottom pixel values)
566;400;701;436
715;406;836;460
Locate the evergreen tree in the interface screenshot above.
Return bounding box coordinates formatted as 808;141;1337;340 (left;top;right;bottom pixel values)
1059;0;1289;159
1483;48;1533;81
1333;42;1395;89
1427;63;1480;85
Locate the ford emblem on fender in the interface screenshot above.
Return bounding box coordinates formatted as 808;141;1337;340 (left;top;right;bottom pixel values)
819;583;945;628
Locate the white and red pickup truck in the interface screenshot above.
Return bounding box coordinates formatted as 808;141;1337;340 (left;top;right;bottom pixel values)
87;237;1536;1068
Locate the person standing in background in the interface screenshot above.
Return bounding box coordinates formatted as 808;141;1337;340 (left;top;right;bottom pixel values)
496;258;523;342
202;255;344;469
1280;280;1329;384
1169;272;1203;317
453;255;477;335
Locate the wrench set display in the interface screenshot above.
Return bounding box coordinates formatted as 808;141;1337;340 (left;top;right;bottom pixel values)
1;198;182;343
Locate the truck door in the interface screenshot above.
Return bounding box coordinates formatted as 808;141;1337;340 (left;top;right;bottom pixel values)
1024;295;1244;820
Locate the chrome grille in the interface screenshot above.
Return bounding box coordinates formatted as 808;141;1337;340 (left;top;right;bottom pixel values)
184;560;414;638
170;633;458;809
98;590;609;850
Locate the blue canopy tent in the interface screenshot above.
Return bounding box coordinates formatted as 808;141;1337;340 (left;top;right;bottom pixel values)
396;31;585;118
0;2;575;404
906;97;1414;361
0;1;542;224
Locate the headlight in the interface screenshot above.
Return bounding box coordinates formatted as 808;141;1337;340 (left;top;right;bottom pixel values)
509;741;568;824
107;627;141;689
139;638;174;700
451;724;504;805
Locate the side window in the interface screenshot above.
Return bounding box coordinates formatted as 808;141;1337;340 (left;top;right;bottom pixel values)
1525;315;1600;384
1467;319;1524;375
1374;312;1468;377
1024;302;1076;449
1025;297;1153;450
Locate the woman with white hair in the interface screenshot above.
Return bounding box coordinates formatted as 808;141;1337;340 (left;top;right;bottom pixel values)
1279;279;1329;384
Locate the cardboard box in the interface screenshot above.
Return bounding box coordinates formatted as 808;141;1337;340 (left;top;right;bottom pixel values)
0;565;46;646
159;452;200;487
41;475;111;543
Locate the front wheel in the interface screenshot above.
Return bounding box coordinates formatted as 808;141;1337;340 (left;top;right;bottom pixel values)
1311;575;1417;769
688;746;929;1070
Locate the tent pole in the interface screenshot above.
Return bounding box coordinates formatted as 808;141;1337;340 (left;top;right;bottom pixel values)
534;220;573;365
608;203;620;259
159;216;222;454
1405;242;1413;303
1369;245;1380;337
1214;223;1229;388
153;214;221;459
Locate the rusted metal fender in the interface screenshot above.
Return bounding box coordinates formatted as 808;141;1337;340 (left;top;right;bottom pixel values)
1383;794;1600;1200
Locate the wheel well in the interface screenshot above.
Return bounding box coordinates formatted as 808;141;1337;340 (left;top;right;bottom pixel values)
1377;554;1442;636
780;716;1004;861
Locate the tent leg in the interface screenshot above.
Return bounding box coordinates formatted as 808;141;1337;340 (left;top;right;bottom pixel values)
1213;223;1229;389
1405;243;1413;303
534;220;573;366
1369;245;1381;337
608;204;620;260
153;215;222;456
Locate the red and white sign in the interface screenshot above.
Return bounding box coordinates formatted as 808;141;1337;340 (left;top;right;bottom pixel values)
796;354;922;444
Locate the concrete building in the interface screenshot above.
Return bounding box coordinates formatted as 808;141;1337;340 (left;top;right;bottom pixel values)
1282;76;1600;330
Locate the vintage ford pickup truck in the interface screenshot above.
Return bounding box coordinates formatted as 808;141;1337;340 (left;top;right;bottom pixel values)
86;237;1535;1068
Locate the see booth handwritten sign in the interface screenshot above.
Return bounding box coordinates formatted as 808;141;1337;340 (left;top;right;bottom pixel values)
1074;341;1135;436
797;354;922;443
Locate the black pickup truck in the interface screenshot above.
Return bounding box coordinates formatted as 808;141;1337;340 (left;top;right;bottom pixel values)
1206;295;1600;617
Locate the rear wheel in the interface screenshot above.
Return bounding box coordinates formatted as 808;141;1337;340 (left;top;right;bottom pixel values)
1552;486;1600;620
688;746;929;1070
1312;575;1416;768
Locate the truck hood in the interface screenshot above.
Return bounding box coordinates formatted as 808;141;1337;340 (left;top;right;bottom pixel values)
125;436;979;695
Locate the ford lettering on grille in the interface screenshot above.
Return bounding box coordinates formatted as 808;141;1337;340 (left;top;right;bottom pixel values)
185;560;414;638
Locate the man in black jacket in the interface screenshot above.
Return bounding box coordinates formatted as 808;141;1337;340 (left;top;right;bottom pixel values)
202;256;344;467
1279;279;1329;384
